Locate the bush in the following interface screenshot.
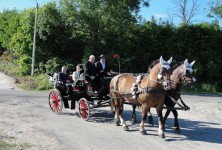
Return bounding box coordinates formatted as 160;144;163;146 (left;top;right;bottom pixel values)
17;55;31;76
0;60;19;76
0;60;52;90
45;57;63;74
35;74;52;90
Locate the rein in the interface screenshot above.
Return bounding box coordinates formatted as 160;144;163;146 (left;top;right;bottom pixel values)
164;90;190;111
138;75;166;93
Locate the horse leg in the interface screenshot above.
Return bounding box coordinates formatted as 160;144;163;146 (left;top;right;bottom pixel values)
118;104;129;131
156;106;165;138
172;109;180;133
131;105;137;124
140;106;148;135
111;97;121;126
114;106;121;126
147;108;154;125
163;109;171;131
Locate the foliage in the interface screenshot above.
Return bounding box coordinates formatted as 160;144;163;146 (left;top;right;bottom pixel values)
17;55;32;76
208;0;222;19
0;60;50;90
35;74;52;90
44;57;63;74
0;9;20;50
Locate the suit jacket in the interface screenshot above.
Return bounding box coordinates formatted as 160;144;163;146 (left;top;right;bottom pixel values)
84;61;97;76
95;61;110;77
58;72;69;83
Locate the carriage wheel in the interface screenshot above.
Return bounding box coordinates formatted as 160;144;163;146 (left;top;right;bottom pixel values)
49;89;63;114
78;98;90;120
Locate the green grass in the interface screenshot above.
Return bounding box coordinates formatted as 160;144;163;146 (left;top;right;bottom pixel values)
0;132;31;150
0;140;16;150
0;60;52;90
181;83;222;94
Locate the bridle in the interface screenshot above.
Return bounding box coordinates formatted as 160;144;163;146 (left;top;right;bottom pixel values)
171;66;195;86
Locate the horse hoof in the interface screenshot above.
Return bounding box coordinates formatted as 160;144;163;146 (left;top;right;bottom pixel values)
140;130;147;135
115;122;120;126
159;134;165;139
123;126;129;131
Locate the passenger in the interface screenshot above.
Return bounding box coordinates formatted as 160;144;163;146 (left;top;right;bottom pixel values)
84;55;99;93
58;66;70;83
72;64;84;82
58;66;71;94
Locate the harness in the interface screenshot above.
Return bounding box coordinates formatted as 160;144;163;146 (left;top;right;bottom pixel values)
110;74;166;100
164;66;194;111
164;91;190;111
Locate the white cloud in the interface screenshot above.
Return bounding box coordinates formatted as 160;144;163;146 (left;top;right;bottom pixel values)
153;14;168;19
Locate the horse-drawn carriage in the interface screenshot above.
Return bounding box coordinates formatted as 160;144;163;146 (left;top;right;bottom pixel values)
48;72;114;120
48;56;196;138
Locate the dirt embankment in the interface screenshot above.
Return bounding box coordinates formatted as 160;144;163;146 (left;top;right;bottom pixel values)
0;72;17;89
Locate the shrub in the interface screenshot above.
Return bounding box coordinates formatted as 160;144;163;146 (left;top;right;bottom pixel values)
35;74;52;90
17;55;31;76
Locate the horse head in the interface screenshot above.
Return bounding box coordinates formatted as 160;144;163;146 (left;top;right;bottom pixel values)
182;59;196;88
150;56;173;90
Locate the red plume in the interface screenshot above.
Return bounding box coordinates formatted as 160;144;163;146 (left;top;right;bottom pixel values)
113;54;118;59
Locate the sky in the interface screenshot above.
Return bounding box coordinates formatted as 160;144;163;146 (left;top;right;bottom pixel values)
0;0;221;26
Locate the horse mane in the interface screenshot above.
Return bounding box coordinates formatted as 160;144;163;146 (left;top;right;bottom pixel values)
172;62;183;71
147;59;160;73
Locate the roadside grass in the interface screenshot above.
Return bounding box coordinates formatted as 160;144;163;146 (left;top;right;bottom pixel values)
0;140;16;150
0;132;31;150
0;60;52;90
181;83;222;95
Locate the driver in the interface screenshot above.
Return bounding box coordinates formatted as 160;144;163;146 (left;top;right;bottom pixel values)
84;55;99;93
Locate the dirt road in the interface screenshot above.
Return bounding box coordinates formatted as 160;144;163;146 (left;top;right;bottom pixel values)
0;72;222;150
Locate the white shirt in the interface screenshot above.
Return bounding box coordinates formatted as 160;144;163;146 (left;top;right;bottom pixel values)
72;71;79;81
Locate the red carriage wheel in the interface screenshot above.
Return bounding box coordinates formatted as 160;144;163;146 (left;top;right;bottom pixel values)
78;98;90;120
48;89;63;114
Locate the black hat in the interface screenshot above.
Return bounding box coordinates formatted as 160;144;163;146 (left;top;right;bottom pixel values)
99;54;105;58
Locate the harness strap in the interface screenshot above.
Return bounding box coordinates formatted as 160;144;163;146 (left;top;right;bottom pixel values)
178;95;190;110
166;91;190;111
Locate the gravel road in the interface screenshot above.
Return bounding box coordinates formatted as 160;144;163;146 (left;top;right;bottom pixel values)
0;72;222;150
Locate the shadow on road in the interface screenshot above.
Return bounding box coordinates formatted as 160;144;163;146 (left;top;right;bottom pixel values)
59;107;222;145
165;118;222;144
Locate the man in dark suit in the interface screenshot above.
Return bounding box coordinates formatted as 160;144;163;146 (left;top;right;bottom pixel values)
84;55;99;92
58;66;71;107
95;54;111;77
94;54;111;92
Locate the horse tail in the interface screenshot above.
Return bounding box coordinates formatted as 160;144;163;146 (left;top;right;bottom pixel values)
110;74;128;111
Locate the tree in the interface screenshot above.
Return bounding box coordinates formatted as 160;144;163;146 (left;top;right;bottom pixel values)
168;0;199;25
0;9;20;51
9;9;35;75
208;0;222;19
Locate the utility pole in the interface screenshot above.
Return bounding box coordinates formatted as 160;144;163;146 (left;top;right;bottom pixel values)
31;0;38;76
